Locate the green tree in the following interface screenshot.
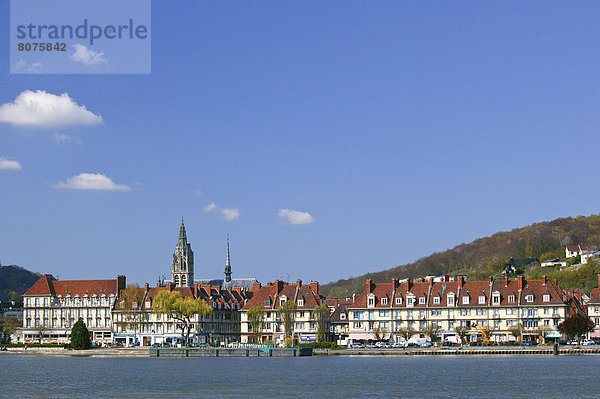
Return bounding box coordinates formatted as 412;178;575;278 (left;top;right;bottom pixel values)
312;304;331;343
71;318;91;350
1;316;20;343
152;290;213;346
246;305;265;343
558;314;595;341
278;300;297;345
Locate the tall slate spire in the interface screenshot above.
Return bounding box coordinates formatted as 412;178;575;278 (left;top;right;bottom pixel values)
172;218;194;287
178;217;187;243
225;234;232;283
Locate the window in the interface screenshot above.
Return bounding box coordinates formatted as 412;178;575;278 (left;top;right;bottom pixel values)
460;308;471;316
449;320;454;329
35;298;39;306
298;299;304;306
280;299;285;306
493;295;500;304
478;296;486;304
353;321;362;328
407;297;414;306
526;295;534;303
353;311;364;320
448;296;454;305
419;310;425;319
419;297;426;305
369;310;374;320
340;313;346;320
145;300;151;308
378;310;389;317
381;298;388;306
368;297;375;307
462;296;469;305
264;299;270;307
543;294;550;302
508;295;515;303
407;310;413;319
395;297;402;305
433;296;440;305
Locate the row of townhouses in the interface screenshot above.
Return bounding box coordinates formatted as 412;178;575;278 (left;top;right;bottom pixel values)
16;221;600;345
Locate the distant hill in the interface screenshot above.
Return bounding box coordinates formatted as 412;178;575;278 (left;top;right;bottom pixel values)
321;214;600;298
0;265;41;305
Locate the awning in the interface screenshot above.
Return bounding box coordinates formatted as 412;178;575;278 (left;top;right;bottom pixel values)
349;333;374;340
545;331;562;339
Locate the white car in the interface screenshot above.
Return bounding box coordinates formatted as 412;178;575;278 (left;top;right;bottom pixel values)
582;339;595;346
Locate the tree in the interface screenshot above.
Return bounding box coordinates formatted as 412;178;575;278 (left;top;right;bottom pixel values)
508;324;522;342
397;325;415;343
1;316;20;343
454;325;469;344
423;323;442;342
246;305;265;343
481;324;496;345
538;324;552;344
71;318;91;350
117;284;146;335
372;324;389;341
558;314;595;341
34;322;49;344
312;304;331;343
152;290;213;346
278;300;297;345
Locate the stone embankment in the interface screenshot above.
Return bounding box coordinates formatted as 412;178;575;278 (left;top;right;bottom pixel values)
0;347;148;357
315;347;600;356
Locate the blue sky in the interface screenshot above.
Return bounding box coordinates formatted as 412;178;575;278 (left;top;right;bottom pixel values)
1;1;600;286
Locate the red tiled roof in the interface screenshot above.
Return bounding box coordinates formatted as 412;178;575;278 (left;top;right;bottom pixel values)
24;275;119;297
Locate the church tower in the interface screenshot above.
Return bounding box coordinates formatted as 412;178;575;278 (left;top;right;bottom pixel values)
172;218;194;287
224;234;232;283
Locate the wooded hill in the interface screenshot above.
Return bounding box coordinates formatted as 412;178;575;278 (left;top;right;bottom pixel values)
321;214;600;298
0;265;41;306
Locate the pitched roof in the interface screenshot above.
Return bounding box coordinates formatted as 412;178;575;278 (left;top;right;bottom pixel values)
24;275;119;297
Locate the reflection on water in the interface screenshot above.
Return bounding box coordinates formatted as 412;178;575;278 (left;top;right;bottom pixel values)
1;354;599;398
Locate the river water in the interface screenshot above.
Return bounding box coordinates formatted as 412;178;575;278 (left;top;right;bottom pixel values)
1;354;599;398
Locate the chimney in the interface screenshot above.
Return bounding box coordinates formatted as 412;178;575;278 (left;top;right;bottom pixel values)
518;275;524;290
458;276;464;288
117;275;126;293
145;283;149;291
194;283;199;297
168;283;173;292
310;281;319;295
276;280;285;294
444;275;450;283
407;278;412;291
430;278;434;287
296;279;302;288
252;282;262;293
505;276;509;287
392;278;399;289
366;279;372;293
352;293;356;303
542;275;547;286
335;298;339;308
554;280;558;287
489;276;493;285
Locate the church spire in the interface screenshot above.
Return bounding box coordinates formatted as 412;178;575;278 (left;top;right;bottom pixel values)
179;217;187;243
225;234;232;283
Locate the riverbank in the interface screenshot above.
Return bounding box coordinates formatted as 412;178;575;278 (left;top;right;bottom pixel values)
0;346;149;357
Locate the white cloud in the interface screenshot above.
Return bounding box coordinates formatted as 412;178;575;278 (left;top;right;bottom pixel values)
203;202;239;221
0;157;22;170
203;203;217;212
53;133;82;144
277;208;315;225
221;208;240;221
0;90;103;128
70;44;107;66
54;173;130;191
14;59;43;73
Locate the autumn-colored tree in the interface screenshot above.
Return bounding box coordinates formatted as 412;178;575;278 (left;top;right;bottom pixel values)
152;290;213;346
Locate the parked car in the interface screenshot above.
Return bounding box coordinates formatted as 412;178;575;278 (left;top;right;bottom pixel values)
582;339;595;346
567;339;579;346
407;337;432;347
350;343;365;349
375;341;393;348
391;342;405;348
523;341;538;346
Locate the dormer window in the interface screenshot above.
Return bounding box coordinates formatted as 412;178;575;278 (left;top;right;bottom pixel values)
368;297;375;307
132;301;138;309
298;299;304;306
340;313;346;320
264;299;271;307
508;295;515;303
478;295;486;304
447;295;454;305
381;298;388;305
395;297;402;305
433;297;440;305
419;297;426;305
526;295;534;303
462;296;470;305
493;295;500;304
145;300;151;308
543;294;550;302
407;297;414;307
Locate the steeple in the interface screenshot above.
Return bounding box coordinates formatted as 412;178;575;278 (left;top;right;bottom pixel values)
172;218;194;287
179;217;187;243
225;234;232;283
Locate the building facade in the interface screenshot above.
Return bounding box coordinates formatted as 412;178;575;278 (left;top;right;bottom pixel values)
22;274;125;344
348;275;570;344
